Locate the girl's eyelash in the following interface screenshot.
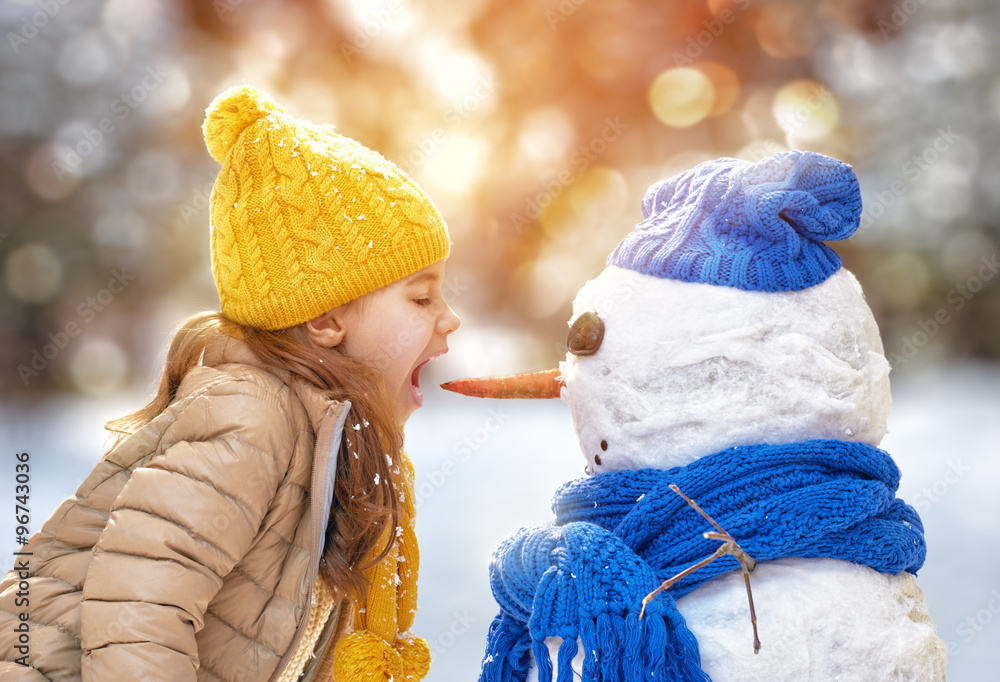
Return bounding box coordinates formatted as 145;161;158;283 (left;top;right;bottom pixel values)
414;298;432;307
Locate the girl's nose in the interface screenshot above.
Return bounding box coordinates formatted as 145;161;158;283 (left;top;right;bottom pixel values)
439;303;461;336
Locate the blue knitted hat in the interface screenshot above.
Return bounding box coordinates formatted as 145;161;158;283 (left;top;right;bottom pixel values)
608;150;863;292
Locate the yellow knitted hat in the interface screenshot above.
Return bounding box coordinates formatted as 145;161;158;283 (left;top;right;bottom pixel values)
203;85;451;330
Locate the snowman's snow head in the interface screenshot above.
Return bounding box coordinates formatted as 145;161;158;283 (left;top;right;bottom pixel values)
559;266;891;473
559;150;890;473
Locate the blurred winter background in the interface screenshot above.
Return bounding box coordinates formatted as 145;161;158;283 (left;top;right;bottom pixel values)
1;0;999;678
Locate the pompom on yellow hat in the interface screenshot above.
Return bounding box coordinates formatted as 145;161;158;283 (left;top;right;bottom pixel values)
203;85;450;330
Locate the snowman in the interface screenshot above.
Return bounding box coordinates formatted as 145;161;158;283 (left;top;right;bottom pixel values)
444;151;947;681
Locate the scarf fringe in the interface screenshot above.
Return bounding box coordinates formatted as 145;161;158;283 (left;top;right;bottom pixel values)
482;612;533;682
523;608;709;682
555;636;577;682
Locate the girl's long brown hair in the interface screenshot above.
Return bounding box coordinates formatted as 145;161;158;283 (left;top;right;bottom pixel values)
105;310;402;603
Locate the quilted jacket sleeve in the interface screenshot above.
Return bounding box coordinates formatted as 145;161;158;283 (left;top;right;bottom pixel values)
80;377;301;681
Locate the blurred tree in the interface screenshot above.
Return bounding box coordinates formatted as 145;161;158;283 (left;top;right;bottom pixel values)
1;0;997;399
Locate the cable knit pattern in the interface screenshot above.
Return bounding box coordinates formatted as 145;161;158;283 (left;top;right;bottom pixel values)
480;439;926;682
203;85;450;330
608;151;863;292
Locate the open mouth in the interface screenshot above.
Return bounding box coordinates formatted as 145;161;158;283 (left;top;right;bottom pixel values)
410;350;447;405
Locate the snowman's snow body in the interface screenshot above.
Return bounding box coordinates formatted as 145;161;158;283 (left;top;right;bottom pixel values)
521;265;947;680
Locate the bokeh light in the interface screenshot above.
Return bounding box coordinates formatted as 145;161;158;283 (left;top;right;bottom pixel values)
513;253;578;320
517;107;575;165
772;79;840;141
536;166;628;238
5;243;63;304
69;336;129;396
904;22;991;83
57;32;118;86
25;144;80;201
649;67;715;128
755;3;818;60
92;208;151;252
126;149;181;206
568;167;629;220
419;40;494;103
698;62;740;118
101;0;161;34
911;162;974;223
421;133;490;195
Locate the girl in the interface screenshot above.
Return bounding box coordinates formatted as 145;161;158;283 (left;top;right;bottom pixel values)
0;85;460;682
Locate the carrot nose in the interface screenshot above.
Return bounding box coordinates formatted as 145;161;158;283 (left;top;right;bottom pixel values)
440;368;563;399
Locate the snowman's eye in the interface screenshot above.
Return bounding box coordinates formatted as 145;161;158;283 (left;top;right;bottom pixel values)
568;311;605;356
600;440;608;451
594;454;602;466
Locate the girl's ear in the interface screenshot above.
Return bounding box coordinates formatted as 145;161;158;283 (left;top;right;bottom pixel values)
304;307;348;347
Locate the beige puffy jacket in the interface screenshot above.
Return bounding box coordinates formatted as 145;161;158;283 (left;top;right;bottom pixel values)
0;336;354;681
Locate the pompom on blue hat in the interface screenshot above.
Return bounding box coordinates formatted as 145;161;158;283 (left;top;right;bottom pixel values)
608;150;863;292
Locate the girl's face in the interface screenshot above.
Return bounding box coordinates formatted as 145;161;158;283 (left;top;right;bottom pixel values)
338;260;461;424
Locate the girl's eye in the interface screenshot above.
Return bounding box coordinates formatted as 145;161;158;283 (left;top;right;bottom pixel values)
414;298;432;307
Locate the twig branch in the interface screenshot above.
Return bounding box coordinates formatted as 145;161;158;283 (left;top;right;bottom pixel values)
639;484;762;654
670;484;727;536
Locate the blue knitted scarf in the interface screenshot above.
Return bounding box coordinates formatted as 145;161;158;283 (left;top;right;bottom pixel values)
480;439;926;682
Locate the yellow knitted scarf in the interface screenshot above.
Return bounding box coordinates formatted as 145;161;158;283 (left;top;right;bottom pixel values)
332;451;430;681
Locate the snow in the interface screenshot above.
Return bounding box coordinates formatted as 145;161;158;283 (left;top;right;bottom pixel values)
679;559;943;681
